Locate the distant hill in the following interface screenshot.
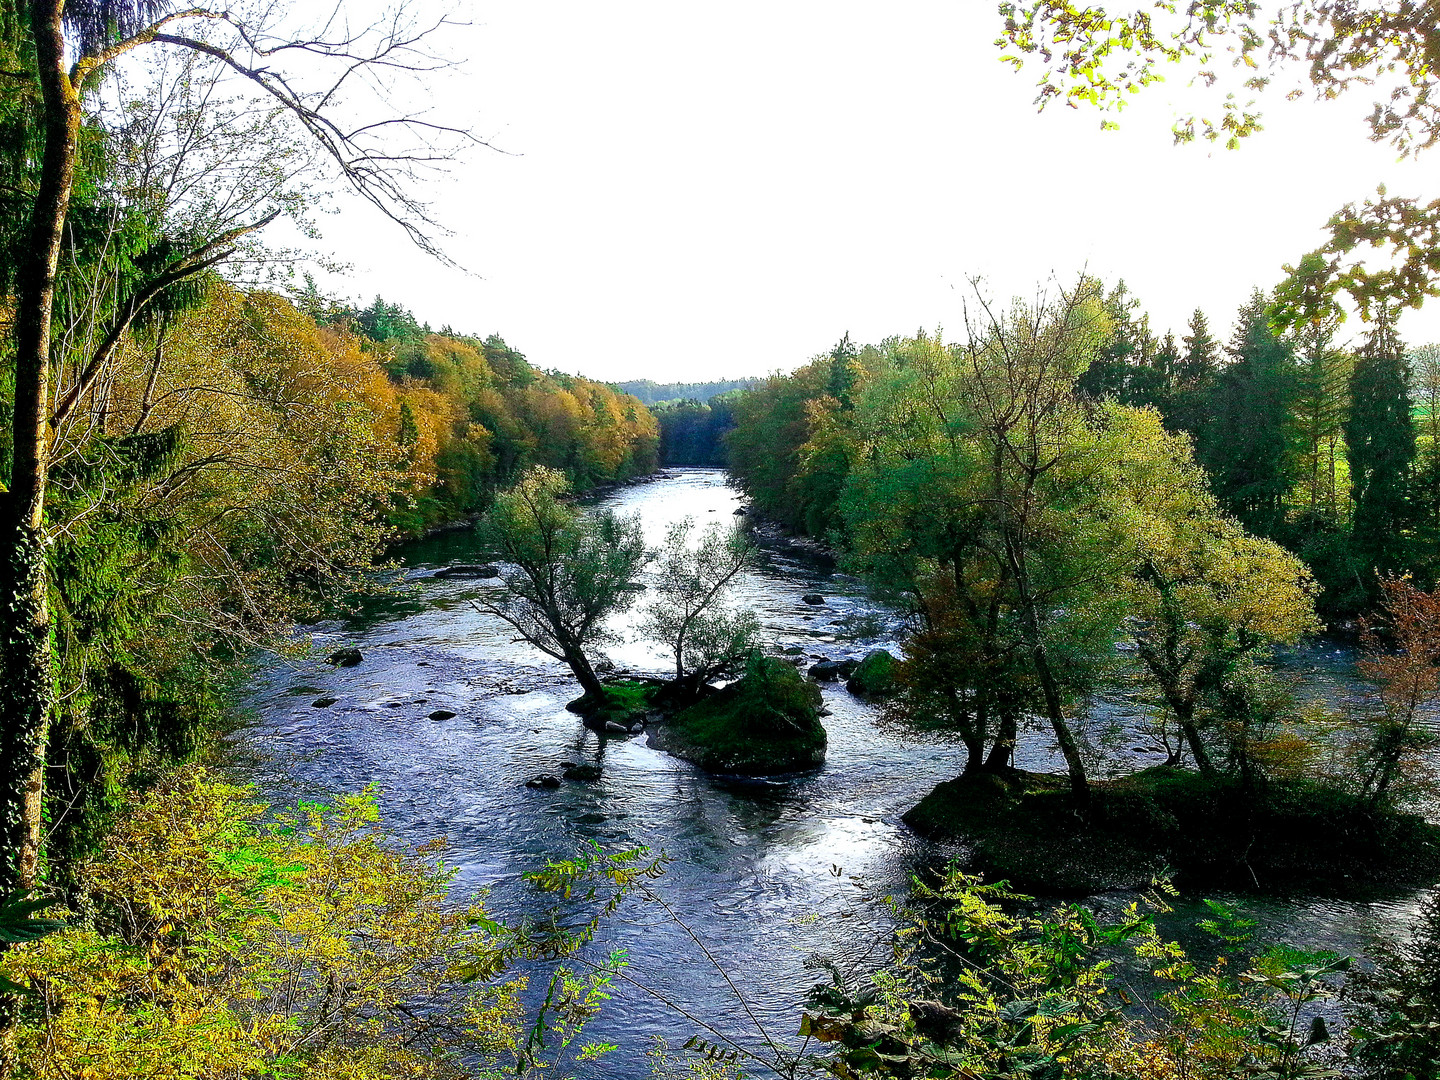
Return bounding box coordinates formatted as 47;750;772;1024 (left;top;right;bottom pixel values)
613;378;759;406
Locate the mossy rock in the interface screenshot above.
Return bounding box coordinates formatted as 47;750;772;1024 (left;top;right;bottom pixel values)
845;649;898;700
904;766;1440;896
650;656;826;775
567;679;660;730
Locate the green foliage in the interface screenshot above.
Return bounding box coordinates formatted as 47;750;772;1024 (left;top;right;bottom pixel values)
801;863;1346;1080
1346;315;1416;580
659;654;826;774
479;466;649;695
652;395;738;467
639;517;759;692
1201;293;1300;539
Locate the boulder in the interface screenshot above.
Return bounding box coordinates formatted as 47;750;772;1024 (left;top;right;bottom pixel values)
325;648;363;667
846;649;898;701
604;720;630;734
563;764;603;781
802;594;825;605
809;659;858;682
433;563;500;579
526;774;562;789
782;645;804;656
428;709;457;721
311;696;339;708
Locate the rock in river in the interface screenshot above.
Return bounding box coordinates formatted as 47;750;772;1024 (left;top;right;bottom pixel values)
428;709;456;720
845;649;898;700
809;659;857;682
526;775;562;789
311;695;339;708
433;563;500;579
802;594;825;605
563;764;603;781
604;720;631;734
325;648;363;667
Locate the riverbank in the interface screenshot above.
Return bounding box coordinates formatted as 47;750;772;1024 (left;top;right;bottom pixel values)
904;766;1440;895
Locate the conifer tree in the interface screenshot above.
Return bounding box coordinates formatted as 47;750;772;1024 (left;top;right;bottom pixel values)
1346;310;1416;577
1291;320;1352;529
1169;309;1220;444
1201;294;1298;539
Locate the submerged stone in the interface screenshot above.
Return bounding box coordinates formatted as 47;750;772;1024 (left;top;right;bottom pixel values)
325;648;363;667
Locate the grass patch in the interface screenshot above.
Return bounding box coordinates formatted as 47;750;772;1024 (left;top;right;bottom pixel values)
566;679;660;728
651;656;827;775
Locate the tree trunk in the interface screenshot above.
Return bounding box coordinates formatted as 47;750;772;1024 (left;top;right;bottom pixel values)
1030;639;1090;806
0;0;79;894
1175;702;1215;776
985;712;1017;771
564;645;605;700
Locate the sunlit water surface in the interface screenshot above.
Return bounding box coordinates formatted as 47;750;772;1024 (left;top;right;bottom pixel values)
236;469;1435;1073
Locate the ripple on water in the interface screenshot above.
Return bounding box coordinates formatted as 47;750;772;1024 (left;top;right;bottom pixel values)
237;468;1434;1077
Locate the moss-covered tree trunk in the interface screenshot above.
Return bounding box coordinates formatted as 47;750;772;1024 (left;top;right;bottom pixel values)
1;0;78;893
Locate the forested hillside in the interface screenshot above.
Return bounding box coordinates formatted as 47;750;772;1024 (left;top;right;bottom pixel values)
728;281;1433;620
1;271;657;872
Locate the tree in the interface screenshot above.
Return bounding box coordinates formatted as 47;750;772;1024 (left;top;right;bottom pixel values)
998;0;1440;317
1346;311;1416;577
1169;308;1220;443
1411;343;1440;542
478;466;647;699
1127;493;1320;774
1291;320;1352;529
1201;293;1298;539
639;519;759;701
1;1;469;892
1353;576;1440;808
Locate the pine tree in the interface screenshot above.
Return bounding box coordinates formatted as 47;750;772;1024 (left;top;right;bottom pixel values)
1169;309;1220;444
1201;293;1298;539
1291;320;1352;529
1346;310;1415;576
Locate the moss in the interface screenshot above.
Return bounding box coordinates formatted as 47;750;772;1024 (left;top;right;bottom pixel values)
845;649;898;700
566;679;660;728
651;656;827;775
903;766;1440;896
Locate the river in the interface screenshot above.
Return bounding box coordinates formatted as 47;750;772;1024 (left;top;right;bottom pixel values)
236;468;1436;1074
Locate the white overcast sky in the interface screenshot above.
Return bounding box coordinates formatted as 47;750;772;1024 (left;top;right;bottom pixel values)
306;1;1440;383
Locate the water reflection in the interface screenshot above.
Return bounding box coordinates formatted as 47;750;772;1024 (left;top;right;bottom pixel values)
237;468;1433;1075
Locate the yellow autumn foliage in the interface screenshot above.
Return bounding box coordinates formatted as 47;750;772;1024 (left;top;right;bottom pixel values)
4;770;527;1080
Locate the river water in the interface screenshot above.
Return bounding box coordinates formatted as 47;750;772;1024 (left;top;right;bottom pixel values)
236;468;1435;1073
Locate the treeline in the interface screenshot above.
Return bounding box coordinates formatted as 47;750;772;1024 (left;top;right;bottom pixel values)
298;289;660;529
612;377;758;406
730;284;1434;620
1;277;656;874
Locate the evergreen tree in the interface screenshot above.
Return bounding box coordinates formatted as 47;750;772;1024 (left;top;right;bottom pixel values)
1169;309;1220;443
1202;293;1298;539
1291;320;1352;529
1346;310;1416;577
